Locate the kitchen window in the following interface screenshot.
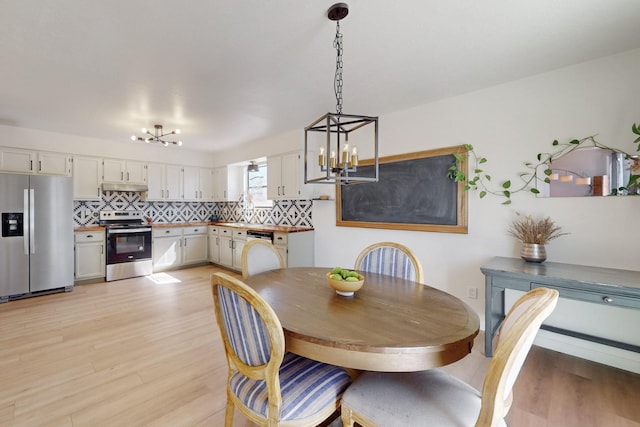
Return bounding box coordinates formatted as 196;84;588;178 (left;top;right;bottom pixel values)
247;161;271;207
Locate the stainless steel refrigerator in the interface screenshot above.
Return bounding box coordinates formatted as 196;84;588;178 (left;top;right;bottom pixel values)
0;174;73;302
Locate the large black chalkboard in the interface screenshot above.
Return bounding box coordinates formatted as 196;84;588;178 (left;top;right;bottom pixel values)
336;146;468;233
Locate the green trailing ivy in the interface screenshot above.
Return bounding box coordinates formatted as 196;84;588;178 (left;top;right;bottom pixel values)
448;124;640;204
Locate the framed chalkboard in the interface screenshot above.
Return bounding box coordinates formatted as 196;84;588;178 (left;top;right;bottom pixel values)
336;146;468;233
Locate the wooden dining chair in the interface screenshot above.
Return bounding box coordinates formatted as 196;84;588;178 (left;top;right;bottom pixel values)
241;239;285;280
341;287;559;427
211;272;352;426
354;242;424;283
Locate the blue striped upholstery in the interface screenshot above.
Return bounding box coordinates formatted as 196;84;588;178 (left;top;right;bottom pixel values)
217;286;271;366
358;246;417;281
230;352;352;421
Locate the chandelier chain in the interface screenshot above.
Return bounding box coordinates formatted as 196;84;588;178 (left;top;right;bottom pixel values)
334;21;344;115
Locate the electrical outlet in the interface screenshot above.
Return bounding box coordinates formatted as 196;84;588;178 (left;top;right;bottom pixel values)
467;287;478;299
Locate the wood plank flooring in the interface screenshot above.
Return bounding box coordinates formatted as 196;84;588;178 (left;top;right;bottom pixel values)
0;265;638;426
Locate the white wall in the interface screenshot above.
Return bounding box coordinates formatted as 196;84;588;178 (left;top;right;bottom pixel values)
229;48;640;372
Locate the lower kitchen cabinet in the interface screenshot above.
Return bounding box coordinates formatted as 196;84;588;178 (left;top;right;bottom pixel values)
211;226;313;271
273;231;314;268
74;231;105;281
153;228;183;272
208;226;221;264
217;227;246;271
183;226;208;265
153;226;209;272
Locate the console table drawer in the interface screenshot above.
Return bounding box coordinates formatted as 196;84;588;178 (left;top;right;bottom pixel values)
492;276;531;292
531;283;640;310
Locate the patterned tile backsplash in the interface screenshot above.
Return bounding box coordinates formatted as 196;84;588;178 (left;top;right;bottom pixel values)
73;191;314;228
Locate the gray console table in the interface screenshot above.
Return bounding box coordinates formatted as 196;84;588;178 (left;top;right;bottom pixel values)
481;257;640;357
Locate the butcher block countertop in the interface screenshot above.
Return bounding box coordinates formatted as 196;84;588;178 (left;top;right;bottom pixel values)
75;222;313;233
210;222;313;233
74;225;105;232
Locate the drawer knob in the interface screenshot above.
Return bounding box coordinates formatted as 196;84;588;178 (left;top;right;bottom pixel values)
602;296;613;304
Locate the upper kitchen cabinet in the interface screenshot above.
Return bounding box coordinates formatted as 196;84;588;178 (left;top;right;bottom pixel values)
213;166;242;202
72;156;103;200
0;147;33;173
36;151;72;176
0;147;71;176
102;159;147;185
267;151;314;200
147;163;183;201
199;168;215;201
182;166;215;202
182;166;200;201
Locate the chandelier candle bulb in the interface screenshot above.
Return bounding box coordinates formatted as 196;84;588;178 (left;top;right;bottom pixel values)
342;144;350;164
330;151;337;169
318;147;326;166
351;147;358;166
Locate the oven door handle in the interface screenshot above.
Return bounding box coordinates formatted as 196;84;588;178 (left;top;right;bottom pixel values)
107;228;152;234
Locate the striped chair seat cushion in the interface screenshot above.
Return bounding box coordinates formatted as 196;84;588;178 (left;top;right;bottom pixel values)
230;352;352;422
360;247;417;281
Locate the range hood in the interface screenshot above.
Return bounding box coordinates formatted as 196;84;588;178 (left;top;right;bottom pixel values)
102;183;148;192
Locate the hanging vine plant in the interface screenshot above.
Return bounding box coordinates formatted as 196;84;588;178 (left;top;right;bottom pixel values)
448;123;640;205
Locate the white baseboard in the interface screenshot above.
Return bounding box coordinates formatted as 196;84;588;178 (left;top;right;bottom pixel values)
534;329;640;374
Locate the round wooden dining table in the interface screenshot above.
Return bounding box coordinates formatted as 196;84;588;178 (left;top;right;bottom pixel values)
244;267;480;372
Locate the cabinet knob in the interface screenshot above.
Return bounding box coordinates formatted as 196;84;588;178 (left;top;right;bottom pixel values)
602;296;613;304
165;230;170;234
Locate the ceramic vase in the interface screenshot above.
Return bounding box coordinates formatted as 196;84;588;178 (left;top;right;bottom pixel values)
520;243;546;263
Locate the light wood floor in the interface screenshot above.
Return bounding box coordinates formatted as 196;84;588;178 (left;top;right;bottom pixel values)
0;264;638;426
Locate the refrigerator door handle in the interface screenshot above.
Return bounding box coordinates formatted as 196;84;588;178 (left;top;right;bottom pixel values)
23;189;29;255
29;188;35;254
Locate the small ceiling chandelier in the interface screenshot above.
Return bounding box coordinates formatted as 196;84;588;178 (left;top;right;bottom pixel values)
131;124;183;146
304;2;379;185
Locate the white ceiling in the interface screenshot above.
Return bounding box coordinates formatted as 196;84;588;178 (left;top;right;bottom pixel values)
2;0;640;153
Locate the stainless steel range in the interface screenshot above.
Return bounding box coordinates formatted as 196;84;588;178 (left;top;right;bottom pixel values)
99;210;152;282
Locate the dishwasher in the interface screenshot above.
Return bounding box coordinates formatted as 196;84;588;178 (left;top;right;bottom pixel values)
246;230;274;242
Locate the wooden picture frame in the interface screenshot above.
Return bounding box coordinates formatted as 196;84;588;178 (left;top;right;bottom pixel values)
336;146;468;233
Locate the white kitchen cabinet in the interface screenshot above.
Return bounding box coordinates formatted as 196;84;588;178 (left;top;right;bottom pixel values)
231;228;247;269
199;168;215;201
73;156;103;200
218;228;234;268
74;231;105;281
182;166;200;201
103;159;147;185
0;147;34;173
36;151;72;176
267;151;314;200
174;166;214;202
0;147;71;176
273;230;314;268
153;226;209;272
147;163;183;201
213;166;242;202
152;228;183;272
183;226;208;265
208;226;221;264
217;227;246;270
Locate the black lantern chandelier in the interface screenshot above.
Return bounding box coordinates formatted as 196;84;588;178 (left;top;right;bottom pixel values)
131;124;183;147
304;3;379;185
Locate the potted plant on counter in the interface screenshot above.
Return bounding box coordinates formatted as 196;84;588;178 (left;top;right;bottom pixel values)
508;213;568;263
